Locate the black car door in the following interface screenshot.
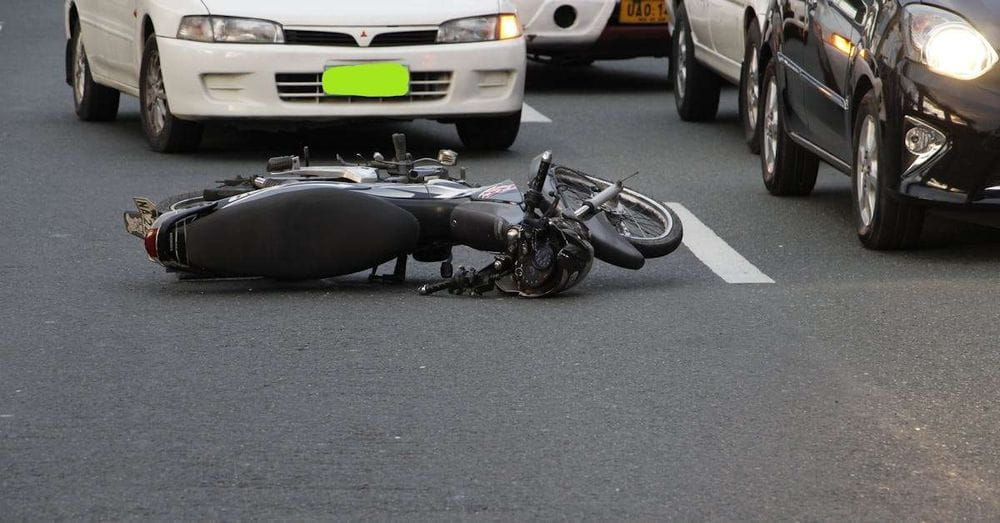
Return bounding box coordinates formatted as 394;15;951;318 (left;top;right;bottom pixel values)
799;0;868;164
777;0;813;137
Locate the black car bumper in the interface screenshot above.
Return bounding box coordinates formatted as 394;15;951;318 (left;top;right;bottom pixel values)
891;61;1000;208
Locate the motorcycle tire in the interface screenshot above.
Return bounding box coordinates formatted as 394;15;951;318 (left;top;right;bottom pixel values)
156;192;210;213
552;167;683;258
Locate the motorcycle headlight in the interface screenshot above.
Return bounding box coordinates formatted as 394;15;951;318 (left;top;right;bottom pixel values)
177;16;284;44
436;14;522;44
904;5;997;80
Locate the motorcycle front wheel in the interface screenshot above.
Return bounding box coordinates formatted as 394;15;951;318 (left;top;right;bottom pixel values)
552;166;683;258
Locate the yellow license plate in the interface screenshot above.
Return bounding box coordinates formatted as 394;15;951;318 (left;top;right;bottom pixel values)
619;0;669;24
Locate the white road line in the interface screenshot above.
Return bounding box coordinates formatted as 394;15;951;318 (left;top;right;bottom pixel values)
521;103;552;123
666;202;775;284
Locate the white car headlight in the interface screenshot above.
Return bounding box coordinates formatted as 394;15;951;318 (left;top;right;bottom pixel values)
177;16;284;44
436;14;522;44
905;5;997;80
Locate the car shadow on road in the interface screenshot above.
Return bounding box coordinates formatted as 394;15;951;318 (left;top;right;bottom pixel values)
102;109;521;163
525;60;671;94
805;185;1000;261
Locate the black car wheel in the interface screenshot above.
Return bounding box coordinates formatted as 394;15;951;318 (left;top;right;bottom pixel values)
851;91;924;249
455;111;521;150
739;22;763;155
70;20;120;122
760;60;818;196
672;3;720;121
140;35;203;153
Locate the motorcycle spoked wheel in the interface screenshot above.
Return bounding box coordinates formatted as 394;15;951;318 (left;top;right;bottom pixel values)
552;166;683;258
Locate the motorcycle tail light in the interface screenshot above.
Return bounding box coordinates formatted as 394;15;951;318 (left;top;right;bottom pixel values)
144;228;159;260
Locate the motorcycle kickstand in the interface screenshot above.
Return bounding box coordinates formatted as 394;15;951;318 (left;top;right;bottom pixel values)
369;255;408;284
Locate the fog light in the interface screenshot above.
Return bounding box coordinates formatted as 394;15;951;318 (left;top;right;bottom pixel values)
905;127;943;155
554;5;577;28
903;116;947;176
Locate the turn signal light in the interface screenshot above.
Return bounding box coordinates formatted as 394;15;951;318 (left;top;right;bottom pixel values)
498;14;522;40
144;228;159;260
830;34;855;56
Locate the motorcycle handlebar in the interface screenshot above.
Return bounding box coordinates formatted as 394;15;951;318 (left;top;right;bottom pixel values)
530;151;552;192
419;280;454;295
573;181;624;220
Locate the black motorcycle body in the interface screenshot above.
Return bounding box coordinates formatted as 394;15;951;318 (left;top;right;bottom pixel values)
127;137;681;297
148;177;643;280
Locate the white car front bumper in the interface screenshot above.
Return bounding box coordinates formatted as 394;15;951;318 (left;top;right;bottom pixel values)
521;0;616;47
155;37;526;120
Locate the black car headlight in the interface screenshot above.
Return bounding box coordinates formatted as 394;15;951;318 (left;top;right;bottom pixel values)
177;16;284;44
904;5;998;80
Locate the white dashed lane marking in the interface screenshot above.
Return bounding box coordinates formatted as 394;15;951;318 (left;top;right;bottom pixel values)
521;103;552;123
666;202;775;284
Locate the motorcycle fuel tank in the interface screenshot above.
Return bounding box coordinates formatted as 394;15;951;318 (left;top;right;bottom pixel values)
182;184;420;279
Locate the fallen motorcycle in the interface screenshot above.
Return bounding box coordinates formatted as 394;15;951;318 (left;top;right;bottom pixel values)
123;134;682;297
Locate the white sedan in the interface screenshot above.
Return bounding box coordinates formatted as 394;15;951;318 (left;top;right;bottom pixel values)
64;0;527;152
667;0;769;153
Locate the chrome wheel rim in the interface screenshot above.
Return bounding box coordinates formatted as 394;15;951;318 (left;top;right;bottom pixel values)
856;115;879;228
763;78;779;180
676;28;688;95
73;36;87;104
745;51;759;131
144;51;168;135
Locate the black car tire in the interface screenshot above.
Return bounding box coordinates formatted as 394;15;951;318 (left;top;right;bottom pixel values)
70;21;120;122
455;111;521;150
739;22;763;155
140;35;203;153
672;4;720;122
759;60;818;196
851;91;924;250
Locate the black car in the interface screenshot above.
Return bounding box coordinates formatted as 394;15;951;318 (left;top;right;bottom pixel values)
755;0;1000;249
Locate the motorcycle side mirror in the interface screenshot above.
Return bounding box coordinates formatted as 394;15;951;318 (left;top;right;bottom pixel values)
437;149;458;166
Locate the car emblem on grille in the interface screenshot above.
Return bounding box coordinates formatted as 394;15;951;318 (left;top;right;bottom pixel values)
356;29;372;47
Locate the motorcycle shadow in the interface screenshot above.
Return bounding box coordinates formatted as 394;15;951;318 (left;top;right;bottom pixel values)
154;270;681;300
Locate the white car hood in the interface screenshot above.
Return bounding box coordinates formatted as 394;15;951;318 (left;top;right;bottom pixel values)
199;0;503;27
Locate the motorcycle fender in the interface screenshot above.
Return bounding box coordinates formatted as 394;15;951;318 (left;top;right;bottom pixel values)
587;213;645;270
183;184;419;279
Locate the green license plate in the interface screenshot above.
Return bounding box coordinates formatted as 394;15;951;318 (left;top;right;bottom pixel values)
322;63;410;97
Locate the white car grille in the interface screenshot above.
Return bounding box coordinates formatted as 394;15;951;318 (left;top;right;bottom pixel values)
276;72;452;104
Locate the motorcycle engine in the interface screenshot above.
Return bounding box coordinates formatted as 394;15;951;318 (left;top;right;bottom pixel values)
496;217;594;298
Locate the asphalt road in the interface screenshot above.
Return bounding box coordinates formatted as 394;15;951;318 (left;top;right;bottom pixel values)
3;3;1000;520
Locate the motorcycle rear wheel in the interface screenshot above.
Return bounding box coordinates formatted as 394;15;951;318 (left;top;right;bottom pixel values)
553;167;683;258
157;192;210;213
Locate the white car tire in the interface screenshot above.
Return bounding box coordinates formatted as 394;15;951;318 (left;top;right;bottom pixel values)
672;4;720;122
739;22;763;155
70;20;120;122
140;35;203;153
455;111;521;151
